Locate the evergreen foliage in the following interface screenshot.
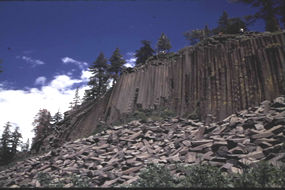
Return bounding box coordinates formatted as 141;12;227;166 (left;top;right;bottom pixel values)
276;0;285;28
212;11;247;34
70;87;81;109
31;109;52;153
135;40;155;65
232;161;281;188
109;48;125;86
131;163;178;187
50;110;63;134
156;33;172;53
178;164;229;188
204;25;210;38
84;52;110;101
130;162;285;188
184;28;207;45
234;0;281;32
0;122;12;163
51;110;63;125
184;12;247;45
0;122;23;165
11;126;22;155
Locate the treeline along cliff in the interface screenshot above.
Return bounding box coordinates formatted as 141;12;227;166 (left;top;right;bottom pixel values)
39;32;285;152
106;32;285;122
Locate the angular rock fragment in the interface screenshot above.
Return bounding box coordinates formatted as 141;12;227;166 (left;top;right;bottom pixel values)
251;131;273;139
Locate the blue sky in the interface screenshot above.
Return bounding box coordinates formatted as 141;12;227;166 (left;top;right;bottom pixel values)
0;0;264;143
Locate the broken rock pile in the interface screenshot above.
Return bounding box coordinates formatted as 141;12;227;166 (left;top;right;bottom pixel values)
0;96;285;187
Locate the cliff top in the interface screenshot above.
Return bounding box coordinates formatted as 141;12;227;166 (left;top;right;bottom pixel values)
123;30;285;74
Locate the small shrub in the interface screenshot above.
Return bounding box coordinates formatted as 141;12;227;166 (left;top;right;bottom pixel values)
232;161;280;188
133;110;148;122
149;115;163;121
130;163;178;187
70;174;91;188
37;172;52;187
275;164;285;187
178;164;230;188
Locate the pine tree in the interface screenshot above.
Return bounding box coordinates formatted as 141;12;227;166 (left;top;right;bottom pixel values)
212;11;247;34
204;25;210;38
84;52;110;100
218;11;229;33
135;40;155;65
31;109;51;152
109;48;125;86
51;110;63;125
233;0;280;32
184;29;205;45
11;126;22;155
0;123;23;164
0;122;13;163
276;0;285;29
228;17;247;34
156;33;172;53
69;87;81;109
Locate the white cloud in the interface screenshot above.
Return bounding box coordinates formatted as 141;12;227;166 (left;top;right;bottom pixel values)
61;57;88;70
126;52;135;57
17;56;45;67
50;75;81;90
0;71;90;144
34;76;47;86
80;70;93;82
124;52;136;68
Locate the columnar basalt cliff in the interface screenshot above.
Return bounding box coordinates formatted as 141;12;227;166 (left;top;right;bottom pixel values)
36;32;285;152
2;96;285;188
106;32;285;123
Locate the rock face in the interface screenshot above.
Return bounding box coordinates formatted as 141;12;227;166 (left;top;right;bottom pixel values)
37;32;285;152
36;91;111;153
106;32;285;122
1;96;285;188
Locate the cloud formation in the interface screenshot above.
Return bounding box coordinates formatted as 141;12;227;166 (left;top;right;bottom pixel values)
34;76;47;86
61;57;88;70
0;70;91;143
17;56;45;67
124;52;136;68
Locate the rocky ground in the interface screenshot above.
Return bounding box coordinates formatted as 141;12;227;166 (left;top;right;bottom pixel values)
1;96;285;188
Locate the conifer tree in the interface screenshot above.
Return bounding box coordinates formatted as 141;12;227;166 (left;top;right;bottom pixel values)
109;48;125;86
218;11;229;33
31;109;52;152
227;17;247;33
233;0;280;32
156;33;172;53
84;52;110;100
212;11;247;34
184;29;205;45
0;122;12;163
11;126;22;155
204;25;210;38
70;87;81;109
276;0;285;29
135;40;155;65
51;110;63;125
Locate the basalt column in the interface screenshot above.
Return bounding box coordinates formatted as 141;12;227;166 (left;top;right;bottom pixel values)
106;32;285;123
